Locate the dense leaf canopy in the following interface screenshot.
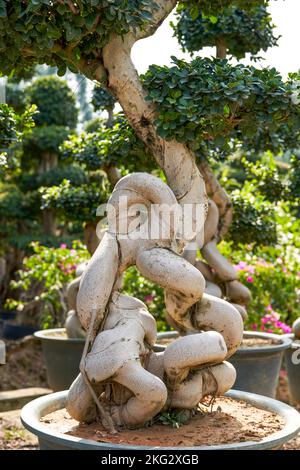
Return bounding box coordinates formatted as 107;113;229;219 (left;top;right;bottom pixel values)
0;104;18;149
40;178;110;222
61;115;153;171
228;187;277;246
22;125;72;157
142;57;300;157
26;76;78;127
92;85;116;112
172;4;278;59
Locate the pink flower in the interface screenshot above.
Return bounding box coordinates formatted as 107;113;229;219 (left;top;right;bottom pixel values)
261;317;268;324
276;257;283;265
266;304;273;312
282;266;287;273
144;295;154;303
246;276;254;283
280;370;288;378
234;261;248;271
282;325;292;334
60;243;67;249
247;266;255;274
251;323;257;330
297;271;300;278
267;329;273;333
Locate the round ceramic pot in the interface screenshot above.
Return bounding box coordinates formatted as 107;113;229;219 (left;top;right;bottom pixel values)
34;328;85;392
21;389;300;450
156;331;292;398
284;334;300;405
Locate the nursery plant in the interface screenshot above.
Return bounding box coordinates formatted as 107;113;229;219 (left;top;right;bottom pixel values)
1;0;300;441
5;241;89;329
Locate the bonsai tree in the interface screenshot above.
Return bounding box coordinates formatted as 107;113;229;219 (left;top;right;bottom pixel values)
92;85;116;127
0;76;80;312
1;1;299;431
0;103;36;303
22;75;78;234
172;2;278;59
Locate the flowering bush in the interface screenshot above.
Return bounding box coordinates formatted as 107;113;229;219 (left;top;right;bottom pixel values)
123;267;167;332
5;241;89;328
220;241;300;334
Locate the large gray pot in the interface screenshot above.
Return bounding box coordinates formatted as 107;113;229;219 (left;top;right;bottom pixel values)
284;335;300;405
35;328;84;392
156;331;292;398
21;389;300;450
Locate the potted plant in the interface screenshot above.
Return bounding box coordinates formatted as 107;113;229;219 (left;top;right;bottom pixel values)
2;0;299;451
21;173;300;450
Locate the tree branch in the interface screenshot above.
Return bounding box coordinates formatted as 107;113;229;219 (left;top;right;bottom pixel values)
135;0;177;40
198;159;233;241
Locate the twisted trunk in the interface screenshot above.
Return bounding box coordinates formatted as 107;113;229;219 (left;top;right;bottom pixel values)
102;35;207;249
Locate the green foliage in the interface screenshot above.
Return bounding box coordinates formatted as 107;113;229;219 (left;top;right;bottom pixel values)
5;82;26;114
173;5;278;59
155;409;190;428
179;0;267;17
0;103;36;163
92;85;116;112
0;1;156;77
84;116;106;132
0;104;18;149
241;157;288;204
40;177;110;222
220;203;300;330
26;76;78;127
15;165;88;193
5;241;89;328
22;125;71;156
0;183;36;221
61;114;154;171
289;152;300;200
122;266;167;332
142;58;300;156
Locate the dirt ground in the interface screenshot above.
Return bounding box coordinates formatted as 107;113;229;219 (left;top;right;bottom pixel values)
0;336;47;391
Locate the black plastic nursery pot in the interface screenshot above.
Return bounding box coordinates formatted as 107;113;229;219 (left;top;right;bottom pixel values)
284;336;300;405
21;389;300;450
34;328;85;392
156;331;292;398
2;321;37;340
0;309;17;321
0;310;17;337
229;331;292;398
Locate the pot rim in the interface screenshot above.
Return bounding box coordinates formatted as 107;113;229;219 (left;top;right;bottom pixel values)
34;328;85;344
157;330;292;354
21;389;300;450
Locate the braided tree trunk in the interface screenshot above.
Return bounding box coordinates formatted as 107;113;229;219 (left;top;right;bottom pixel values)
66;2;245;430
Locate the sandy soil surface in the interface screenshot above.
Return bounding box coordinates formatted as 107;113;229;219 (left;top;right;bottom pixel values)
41;397;283;447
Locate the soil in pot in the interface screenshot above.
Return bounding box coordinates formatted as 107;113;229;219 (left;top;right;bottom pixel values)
41;396;284;447
239;338;279;348
156;335;279;349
